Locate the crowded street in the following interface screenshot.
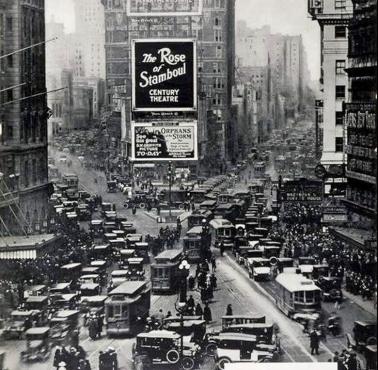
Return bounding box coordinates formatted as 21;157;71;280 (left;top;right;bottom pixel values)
0;0;376;369
1;126;376;369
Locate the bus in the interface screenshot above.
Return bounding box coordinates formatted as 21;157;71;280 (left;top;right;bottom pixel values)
150;250;182;293
105;281;150;336
275;273;321;317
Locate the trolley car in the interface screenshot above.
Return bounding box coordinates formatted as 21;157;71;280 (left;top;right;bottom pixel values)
105;281;150;336
275;273;321;317
209;218;235;249
183;226;206;263
150;250;182;293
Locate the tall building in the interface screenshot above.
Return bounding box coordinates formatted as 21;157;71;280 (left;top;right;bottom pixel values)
102;0;236;169
343;0;376;237
0;0;50;235
308;0;353;197
73;0;106;79
236;24;310;131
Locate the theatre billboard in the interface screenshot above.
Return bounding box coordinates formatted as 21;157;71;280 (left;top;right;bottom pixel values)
131;121;198;161
131;39;197;111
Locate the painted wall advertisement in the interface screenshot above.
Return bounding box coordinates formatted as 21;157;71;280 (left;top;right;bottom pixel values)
131;121;198;161
132;39;197;111
127;0;203;17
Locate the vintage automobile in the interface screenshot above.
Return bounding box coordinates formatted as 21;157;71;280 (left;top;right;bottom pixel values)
49;310;80;347
125;258;145;281
347;321;377;351
132;330;201;370
20;327;51;362
365;345;377;370
24;296;49;325
2;310;39;339
207;333;277;370
246;258;271;281
221;323;276;345
316;276;342;302
163;317;207;346
80;296;107;326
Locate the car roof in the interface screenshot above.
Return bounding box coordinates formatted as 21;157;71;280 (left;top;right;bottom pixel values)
214;333;258;342
137;330;180;339
25;327;50;335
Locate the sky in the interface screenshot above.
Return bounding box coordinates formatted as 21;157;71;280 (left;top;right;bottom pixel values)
45;0;320;80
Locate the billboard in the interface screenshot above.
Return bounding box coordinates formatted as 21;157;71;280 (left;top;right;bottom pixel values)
132;39;197;111
282;179;323;203
131;121;198;161
127;0;203;17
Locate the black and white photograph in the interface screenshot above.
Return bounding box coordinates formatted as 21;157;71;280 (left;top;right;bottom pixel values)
0;0;376;370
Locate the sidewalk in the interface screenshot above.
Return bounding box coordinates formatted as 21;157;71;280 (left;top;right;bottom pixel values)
342;289;377;317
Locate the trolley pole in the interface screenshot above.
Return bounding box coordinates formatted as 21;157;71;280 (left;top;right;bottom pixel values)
168;161;172;219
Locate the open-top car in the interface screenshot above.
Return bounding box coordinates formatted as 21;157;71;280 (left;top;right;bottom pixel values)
347;321;377;351
49;310;80;346
207;333;277;370
3;310;39;339
132;330;201;370
20;327;51;362
315;276;342;302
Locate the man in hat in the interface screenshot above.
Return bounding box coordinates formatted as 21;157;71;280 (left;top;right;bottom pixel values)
310;330;319;355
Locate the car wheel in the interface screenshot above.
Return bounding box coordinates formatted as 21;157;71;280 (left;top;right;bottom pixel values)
181;356;195;370
217;357;231;370
206;342;217;356
124;203;130;209
166;349;180;364
139;203;146;209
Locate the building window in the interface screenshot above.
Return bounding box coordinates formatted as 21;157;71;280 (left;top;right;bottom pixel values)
335;137;344;152
335;111;344;125
7;55;13;68
7;89;13;102
335;26;346;38
335;85;345;99
335;0;346;9
6;17;12;32
215;17;220;26
335;60;345;74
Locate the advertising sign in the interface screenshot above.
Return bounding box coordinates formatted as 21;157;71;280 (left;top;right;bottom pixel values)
127;0;203;17
132;39;197;111
131;121;198;161
282;179;323;203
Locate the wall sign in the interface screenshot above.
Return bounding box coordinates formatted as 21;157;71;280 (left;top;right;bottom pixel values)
132;39;197;112
131;121;198;161
127;0;203;17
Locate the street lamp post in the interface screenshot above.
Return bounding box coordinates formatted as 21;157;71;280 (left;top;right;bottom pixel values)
168;161;173;220
177;259;190;358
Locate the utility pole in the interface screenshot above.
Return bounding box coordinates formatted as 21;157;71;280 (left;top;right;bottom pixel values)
168;161;173;220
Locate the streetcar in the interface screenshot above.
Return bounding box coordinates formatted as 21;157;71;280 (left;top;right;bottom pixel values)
105;281;151;336
187;209;213;229
275;273;321;317
209;218;236;250
183;226;207;263
150;249;182;293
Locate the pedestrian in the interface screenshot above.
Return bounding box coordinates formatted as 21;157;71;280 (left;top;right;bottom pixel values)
166;311;172;318
211;256;216;272
203;303;212;323
78;358;91;370
132;204;137;215
219;241;225;257
54;347;66;369
346;352;360;370
187;295;195;310
99;351;107;370
226;304;233;316
188;274;195;290
210;274;217;289
310;330;319;355
195;303;203;318
108;347;118;370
